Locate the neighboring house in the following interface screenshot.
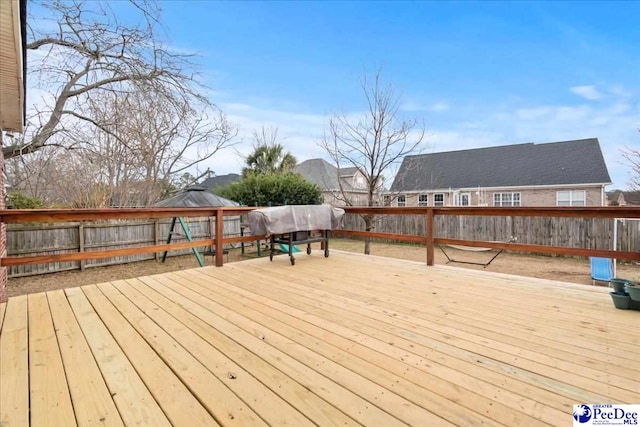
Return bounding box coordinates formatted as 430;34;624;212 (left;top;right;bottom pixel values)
198;172;241;194
390;138;611;207
607;190;640;206
295;158;372;206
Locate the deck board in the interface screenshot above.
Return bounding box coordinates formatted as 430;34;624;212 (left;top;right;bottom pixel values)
81;285;221;427
65;287;172;427
247;261;640;392
0;296;29;427
47;290;124;427
2;250;639;427
108;279;313;427
28;292;77;426
0;302;6;330
157;271;451;427
122;276;358;427
191;267;561;425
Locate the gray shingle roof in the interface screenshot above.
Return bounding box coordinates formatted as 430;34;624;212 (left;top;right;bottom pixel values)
154;187;239;207
296;159;355;191
198;173;241;192
340;166;359;176
607;190;640;205
390;138;611;191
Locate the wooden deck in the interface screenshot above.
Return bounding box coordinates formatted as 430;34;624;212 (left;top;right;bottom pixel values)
1;250;639;426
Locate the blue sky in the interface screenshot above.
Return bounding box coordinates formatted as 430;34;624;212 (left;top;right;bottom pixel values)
160;0;640;188
33;1;640;189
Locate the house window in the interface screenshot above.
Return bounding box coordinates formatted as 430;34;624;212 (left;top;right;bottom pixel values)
418;194;429;207
493;192;521;207
434;193;444;206
454;193;470;206
383;195;391;206
557;190;585;206
397;195;406;207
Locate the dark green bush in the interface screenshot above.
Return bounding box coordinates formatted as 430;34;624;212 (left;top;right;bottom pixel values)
219;173;322;206
6;192;45;209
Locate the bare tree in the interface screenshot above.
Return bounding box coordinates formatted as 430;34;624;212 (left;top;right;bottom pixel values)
6;90;236;207
81;90;236;205
5;0;216;159
622;127;640;190
5;145;105;207
320;71;426;254
4;143;62;204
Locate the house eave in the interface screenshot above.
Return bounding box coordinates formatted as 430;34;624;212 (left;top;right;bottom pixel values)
0;0;25;132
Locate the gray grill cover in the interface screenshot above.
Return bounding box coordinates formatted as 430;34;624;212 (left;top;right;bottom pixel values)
248;205;345;235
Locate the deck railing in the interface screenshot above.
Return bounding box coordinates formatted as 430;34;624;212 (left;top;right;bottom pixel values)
339;206;640;265
1;206;639;268
0;207;263;268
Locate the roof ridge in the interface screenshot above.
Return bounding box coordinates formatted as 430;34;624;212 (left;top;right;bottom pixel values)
404;138;598;159
391;137;610;191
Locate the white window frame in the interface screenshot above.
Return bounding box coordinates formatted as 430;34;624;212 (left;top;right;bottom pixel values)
556;190;586;206
434;193;444;206
454;192;470;206
493;192;521;207
396;194;406;207
383;195;391;206
418;194;429;207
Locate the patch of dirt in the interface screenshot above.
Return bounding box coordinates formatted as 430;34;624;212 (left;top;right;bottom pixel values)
7;249;250;298
7;239;640;298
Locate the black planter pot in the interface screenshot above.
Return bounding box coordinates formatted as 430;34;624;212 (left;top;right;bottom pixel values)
626;284;640;302
610;292;632;309
610;278;630;294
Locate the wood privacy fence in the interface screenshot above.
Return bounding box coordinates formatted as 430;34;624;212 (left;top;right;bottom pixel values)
343;214;640;252
6;216;242;277
1;206;640;277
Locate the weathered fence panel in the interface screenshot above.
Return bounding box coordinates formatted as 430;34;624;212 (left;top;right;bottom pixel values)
8;213;639;277
6;216;241;277
7;224;80;276
343;213;639;252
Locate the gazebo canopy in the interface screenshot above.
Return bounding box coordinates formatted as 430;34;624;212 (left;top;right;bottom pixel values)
154;186;239;208
153;186;239;268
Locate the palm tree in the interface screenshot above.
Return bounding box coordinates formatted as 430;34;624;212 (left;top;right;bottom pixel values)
242;127;297;177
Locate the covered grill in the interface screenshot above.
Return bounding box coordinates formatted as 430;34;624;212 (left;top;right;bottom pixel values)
248;205;345;265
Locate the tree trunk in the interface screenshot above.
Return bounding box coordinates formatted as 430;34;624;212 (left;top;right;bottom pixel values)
364;215;373;255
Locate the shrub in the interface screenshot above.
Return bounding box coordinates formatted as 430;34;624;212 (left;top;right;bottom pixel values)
6;192;45;209
219;173;322;206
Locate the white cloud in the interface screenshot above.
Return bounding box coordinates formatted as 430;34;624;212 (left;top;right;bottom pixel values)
400;100;450;113
426;130;504;152
201;92;639;189
608;85;632;99
201;102;329;176
429;102;451;112
570;85;603;100
499;101;637;188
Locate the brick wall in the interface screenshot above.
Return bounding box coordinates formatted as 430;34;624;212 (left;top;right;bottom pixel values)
399;186;605;207
0;131;6;302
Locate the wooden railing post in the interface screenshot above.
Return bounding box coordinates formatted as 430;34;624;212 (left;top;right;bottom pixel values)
154;219;160;261
426;209;434;266
215;208;224;267
209;216;215;249
78;223;85;271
